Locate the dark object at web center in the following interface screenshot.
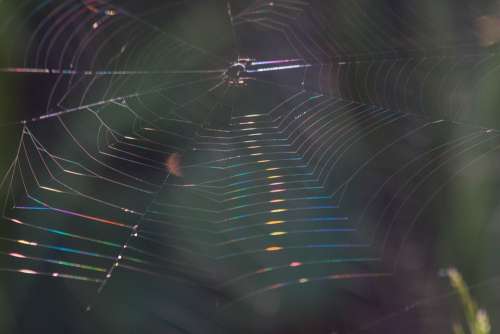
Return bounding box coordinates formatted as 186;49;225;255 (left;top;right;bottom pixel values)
225;63;246;82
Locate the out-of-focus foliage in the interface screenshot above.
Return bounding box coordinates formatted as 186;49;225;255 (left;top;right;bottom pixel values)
449;268;491;334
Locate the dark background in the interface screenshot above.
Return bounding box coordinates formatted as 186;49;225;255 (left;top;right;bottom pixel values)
1;0;500;333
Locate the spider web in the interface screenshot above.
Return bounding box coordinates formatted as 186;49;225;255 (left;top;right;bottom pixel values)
1;0;500;333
